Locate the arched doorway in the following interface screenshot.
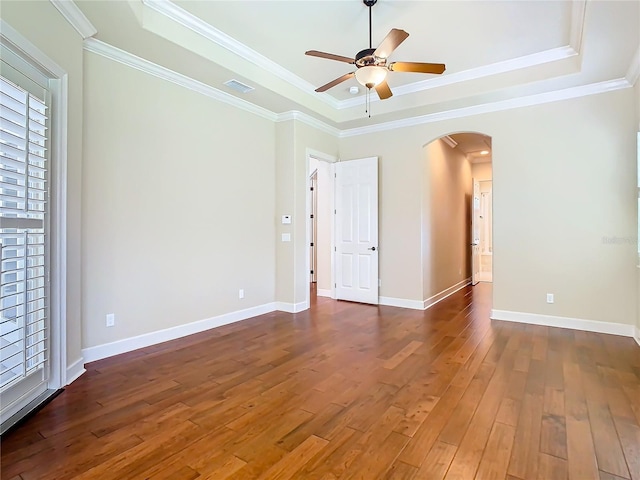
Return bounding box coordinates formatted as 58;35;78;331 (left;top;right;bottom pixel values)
422;132;493;307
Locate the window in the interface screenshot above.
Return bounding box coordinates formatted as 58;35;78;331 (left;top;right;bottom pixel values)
0;74;49;392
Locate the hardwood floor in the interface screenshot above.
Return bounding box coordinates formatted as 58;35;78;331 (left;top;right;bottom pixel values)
2;283;640;479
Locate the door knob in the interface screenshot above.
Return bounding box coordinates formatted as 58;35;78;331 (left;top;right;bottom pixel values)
368;247;377;251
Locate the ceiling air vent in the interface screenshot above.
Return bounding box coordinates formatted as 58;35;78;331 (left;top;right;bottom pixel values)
224;79;255;94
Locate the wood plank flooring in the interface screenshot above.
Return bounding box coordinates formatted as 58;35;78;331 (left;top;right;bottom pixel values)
2;283;640;479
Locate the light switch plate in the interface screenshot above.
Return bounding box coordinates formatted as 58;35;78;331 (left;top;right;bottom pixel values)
282;215;292;224
282;233;291;242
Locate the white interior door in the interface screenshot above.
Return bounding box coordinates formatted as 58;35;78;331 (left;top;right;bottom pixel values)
471;178;481;285
335;157;378;304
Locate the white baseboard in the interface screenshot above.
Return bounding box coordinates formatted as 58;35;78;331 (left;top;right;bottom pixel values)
423;278;471;310
491;309;637;339
82;302;277;363
316;289;332;298
634;326;640;347
66;357;86;385
379;278;471;311
275;301;309;313
379;296;425;310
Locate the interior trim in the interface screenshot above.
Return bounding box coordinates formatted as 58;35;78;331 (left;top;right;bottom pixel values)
65;357;86;385
49;0;97;39
626;43;640;85
142;0;587;111
338;78;632;138
277;111;340;137
82;302;279;363
423;278;472;310
83;38;279;122
275;301;309;314
378;297;425;310
339;46;578;109
141;0;338;109
491;309;638;340
83;37;633;140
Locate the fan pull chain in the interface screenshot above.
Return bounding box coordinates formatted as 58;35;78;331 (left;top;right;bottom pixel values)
365;88;371;118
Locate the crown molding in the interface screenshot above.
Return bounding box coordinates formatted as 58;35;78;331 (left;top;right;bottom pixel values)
82;39;631;140
626;44;640;86
141;0;589;115
570;0;587;54
339;46;578;109
49;0;97;39
83;38;278;122
277;111;340;137
339;78;632;138
141;0;340;110
338;0;586;108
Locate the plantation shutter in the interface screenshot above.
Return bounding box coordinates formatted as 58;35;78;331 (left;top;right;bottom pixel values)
0;74;49;391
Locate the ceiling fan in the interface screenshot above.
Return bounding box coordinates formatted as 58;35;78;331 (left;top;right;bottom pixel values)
305;0;446;100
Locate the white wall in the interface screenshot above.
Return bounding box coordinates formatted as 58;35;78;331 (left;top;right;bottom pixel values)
340;89;637;327
422;139;472;299
2;1;85;370
82;52;276;349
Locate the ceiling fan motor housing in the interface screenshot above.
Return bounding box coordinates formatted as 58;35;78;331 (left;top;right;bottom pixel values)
355;48;384;68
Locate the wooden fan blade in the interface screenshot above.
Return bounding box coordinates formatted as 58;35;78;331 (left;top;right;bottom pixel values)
315;72;355;92
389;62;446;74
305;50;355;64
375;80;392;100
373;29;409;58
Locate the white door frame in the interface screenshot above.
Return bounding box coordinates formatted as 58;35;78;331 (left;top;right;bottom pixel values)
305;149;337;308
1;21;69;397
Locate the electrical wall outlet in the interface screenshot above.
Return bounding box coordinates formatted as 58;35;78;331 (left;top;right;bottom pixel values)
546;293;554;304
239;289;244;299
106;313;115;327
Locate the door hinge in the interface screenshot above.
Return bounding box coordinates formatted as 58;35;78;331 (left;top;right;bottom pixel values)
310;214;314;219
334;173;337;178
310;186;314;191
334;247;337;252
310;242;314;247
310;270;314;274
334;209;336;214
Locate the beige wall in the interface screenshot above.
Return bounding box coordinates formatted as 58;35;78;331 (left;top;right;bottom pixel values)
2;1;85;368
339;138;424;301
275;121;338;307
82;52;276;348
422;139;472;299
472;162;493;181
341;89;637;326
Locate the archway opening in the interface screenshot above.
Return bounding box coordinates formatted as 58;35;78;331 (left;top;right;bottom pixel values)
422;132;493;307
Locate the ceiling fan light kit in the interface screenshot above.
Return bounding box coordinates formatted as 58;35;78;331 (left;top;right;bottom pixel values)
355;65;388;89
305;0;446;114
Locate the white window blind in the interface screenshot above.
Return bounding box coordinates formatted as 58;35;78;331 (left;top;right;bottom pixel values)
0;75;48;391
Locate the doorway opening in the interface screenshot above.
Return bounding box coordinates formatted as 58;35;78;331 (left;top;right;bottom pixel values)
422;132;492;307
305;151;336;307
